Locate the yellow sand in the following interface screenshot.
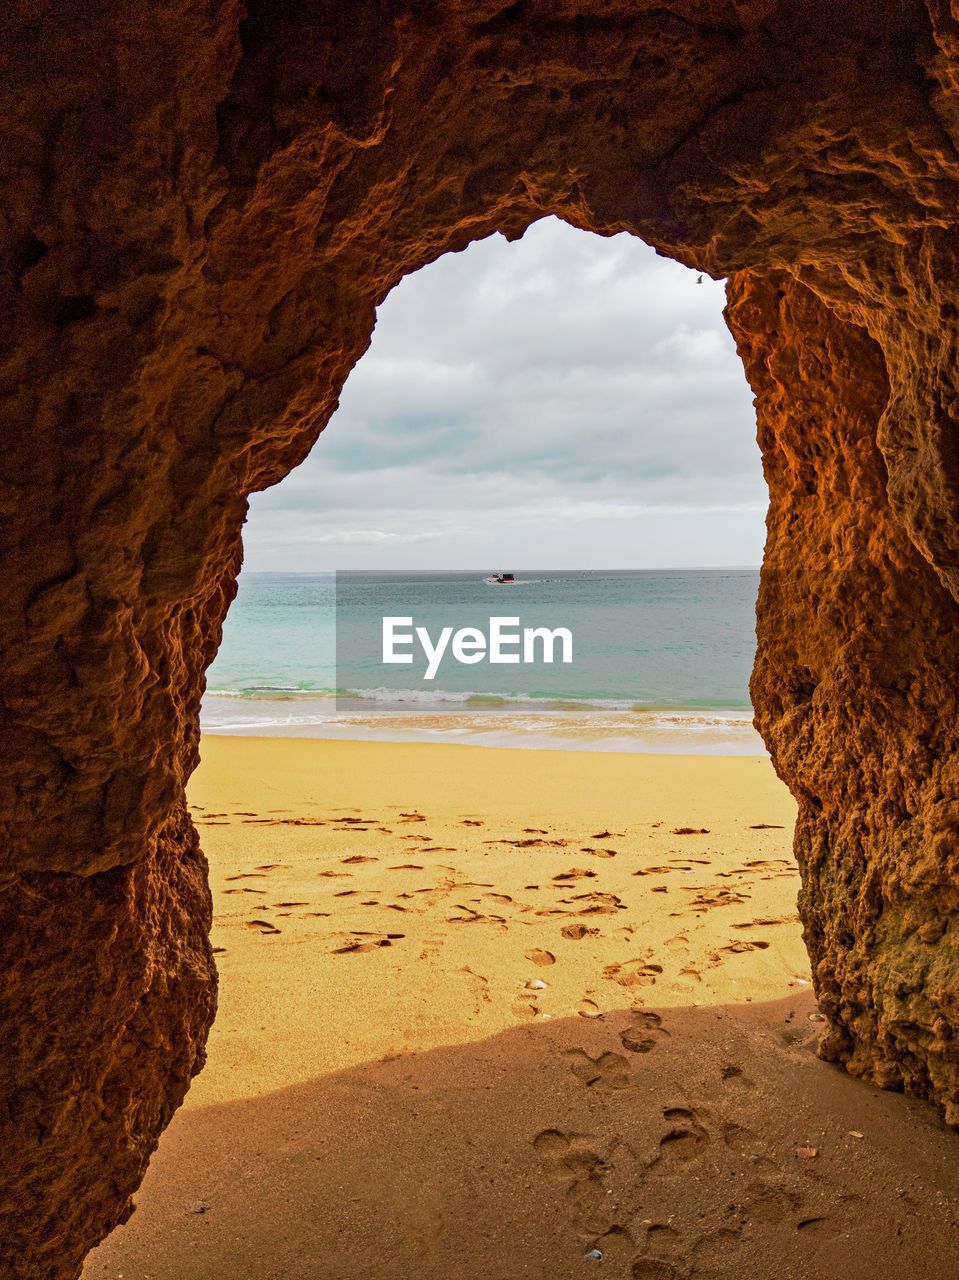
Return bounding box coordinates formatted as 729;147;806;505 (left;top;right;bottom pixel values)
185;737;805;1105
84;737;959;1280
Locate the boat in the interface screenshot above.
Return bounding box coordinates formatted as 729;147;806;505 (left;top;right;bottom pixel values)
486;571;516;583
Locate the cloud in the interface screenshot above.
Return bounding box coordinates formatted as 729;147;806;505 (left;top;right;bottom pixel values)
288;529;447;546
243;217;765;571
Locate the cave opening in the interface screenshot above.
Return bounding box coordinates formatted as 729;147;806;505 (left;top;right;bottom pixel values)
79;223;822;1278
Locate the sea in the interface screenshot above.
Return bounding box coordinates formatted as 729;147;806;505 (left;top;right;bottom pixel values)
200;569;765;754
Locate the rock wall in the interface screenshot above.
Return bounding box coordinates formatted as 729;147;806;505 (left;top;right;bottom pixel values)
5;0;959;1273
727;272;959;1117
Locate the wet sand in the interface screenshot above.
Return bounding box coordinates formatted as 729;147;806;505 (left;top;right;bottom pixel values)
83;737;959;1279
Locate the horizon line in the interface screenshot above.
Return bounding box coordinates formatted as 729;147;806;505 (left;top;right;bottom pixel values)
238;564;764;574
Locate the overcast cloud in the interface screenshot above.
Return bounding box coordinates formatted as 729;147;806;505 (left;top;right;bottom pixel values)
242;217;766;571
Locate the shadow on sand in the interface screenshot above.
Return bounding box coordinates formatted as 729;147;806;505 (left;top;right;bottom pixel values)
84;990;959;1280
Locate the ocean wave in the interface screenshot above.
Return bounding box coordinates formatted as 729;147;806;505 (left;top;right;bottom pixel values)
200;694;757;735
197;700;765;755
202;685;753;717
332;686;752;716
205;686;338;698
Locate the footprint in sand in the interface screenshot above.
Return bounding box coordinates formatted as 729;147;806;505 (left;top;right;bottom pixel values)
734;1181;801;1225
532;1130;607;1180
332;933;404;954
532;1128;575;1160
416;930;447;960
620;1010;670;1054
564;1049;630;1089
629;1222;691;1280
721;1121;771;1163
642;1225;682;1257
561;923;599;940
531;1129;614;1233
246;919;280;935
511;992;539;1020
732;917;790;929
690;889;750;908
631;1252;691;1278
678;966;703;983
651;1108;710;1168
458;966;492;1013
342;855;378;864
686;1227;748;1276
446;904;493;923
563;891;625;916
526;949;556;967
795;1210;853;1240
604;959;663;989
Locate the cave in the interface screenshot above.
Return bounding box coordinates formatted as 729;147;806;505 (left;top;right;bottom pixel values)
6;1;959;1274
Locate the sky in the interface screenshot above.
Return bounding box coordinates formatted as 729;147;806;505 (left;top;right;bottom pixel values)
241;217;767;572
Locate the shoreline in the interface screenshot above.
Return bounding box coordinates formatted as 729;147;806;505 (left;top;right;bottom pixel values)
199;694;765;755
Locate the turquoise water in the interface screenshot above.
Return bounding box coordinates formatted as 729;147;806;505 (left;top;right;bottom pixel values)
202;569;763;753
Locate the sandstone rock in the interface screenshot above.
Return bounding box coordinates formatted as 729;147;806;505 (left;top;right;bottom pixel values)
6;1;959;1273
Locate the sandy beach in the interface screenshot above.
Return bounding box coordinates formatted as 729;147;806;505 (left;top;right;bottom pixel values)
83;737;959;1280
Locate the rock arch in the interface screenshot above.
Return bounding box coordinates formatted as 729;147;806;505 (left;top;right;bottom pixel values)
5;1;959;1274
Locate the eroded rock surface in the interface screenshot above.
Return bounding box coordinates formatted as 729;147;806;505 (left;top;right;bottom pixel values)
728;272;959;1117
6;0;959;1273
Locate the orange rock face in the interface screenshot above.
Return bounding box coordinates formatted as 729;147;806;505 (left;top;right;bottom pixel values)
6;0;959;1272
